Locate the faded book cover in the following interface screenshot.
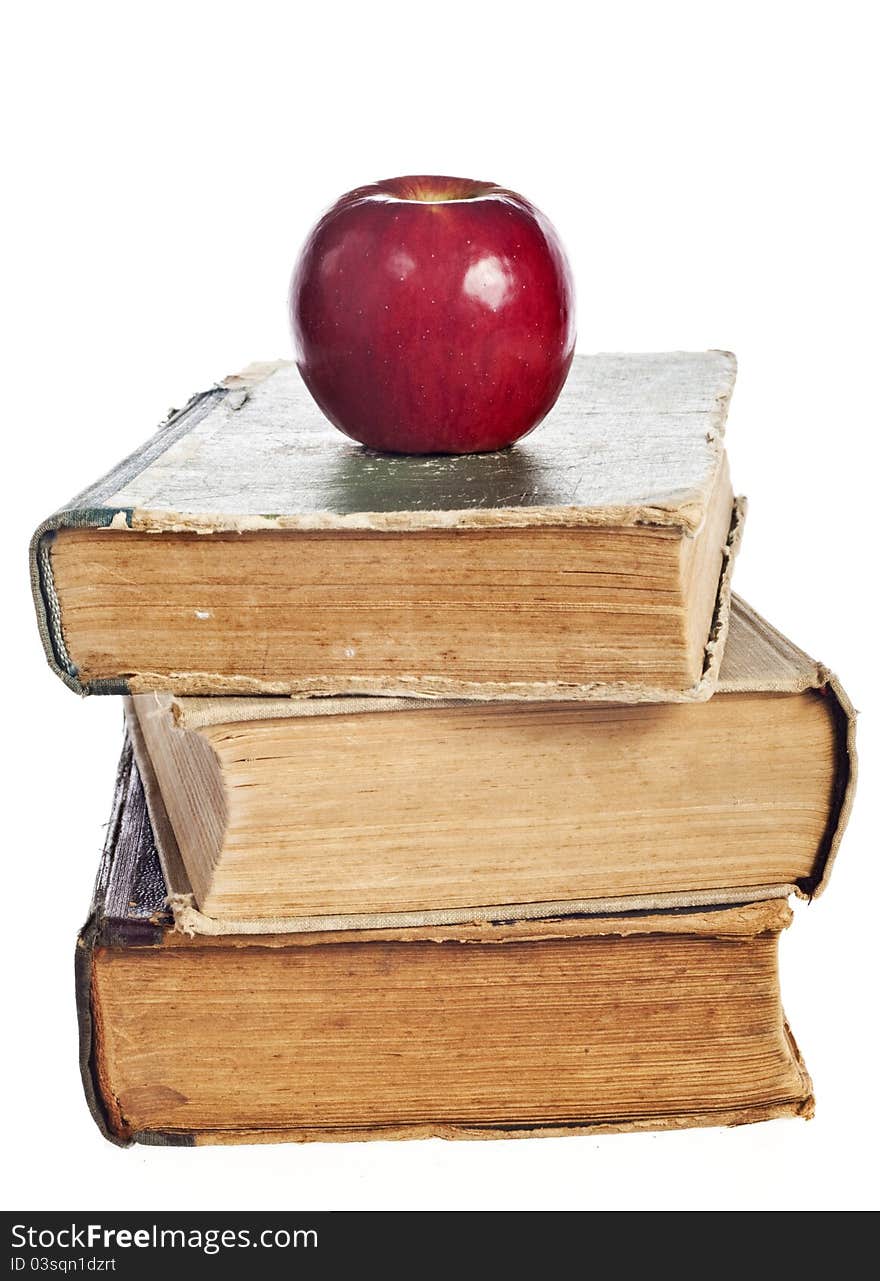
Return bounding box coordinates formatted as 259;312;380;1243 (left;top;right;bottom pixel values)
34;352;742;701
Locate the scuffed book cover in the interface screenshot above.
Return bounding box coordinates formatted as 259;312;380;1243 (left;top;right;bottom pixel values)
34;351;742;700
78;740;814;1147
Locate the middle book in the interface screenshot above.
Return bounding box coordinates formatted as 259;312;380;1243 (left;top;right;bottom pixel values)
127;597;850;933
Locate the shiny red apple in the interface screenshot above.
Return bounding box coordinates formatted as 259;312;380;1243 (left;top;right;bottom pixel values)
289;175;575;454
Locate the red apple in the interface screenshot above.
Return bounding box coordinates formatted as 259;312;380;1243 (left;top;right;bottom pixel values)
289;175;576;454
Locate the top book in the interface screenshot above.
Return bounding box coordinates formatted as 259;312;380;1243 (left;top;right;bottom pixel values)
31;352;742;700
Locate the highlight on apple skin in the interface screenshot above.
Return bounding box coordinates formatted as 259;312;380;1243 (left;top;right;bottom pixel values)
289;175;576;455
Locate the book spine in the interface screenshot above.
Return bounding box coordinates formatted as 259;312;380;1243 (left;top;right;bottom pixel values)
29;387;226;695
74;919;128;1146
807;670;858;897
76;739;192;1146
76;924;195;1148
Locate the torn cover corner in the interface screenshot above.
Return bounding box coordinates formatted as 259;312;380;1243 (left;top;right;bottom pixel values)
166;893;200;937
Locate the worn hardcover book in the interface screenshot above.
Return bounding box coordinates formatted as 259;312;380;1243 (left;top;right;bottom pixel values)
34;352;742;702
125;598;855;934
78;743;813;1146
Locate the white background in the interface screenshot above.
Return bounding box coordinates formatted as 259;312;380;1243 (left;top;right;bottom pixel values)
3;1;877;1211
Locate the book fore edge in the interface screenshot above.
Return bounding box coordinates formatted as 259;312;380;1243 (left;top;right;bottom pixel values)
123;694;804;939
31;493;745;702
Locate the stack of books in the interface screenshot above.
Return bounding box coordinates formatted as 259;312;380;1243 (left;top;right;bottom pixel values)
31;351;855;1146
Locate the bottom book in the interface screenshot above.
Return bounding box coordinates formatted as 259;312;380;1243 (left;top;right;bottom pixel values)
78;739;814;1147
